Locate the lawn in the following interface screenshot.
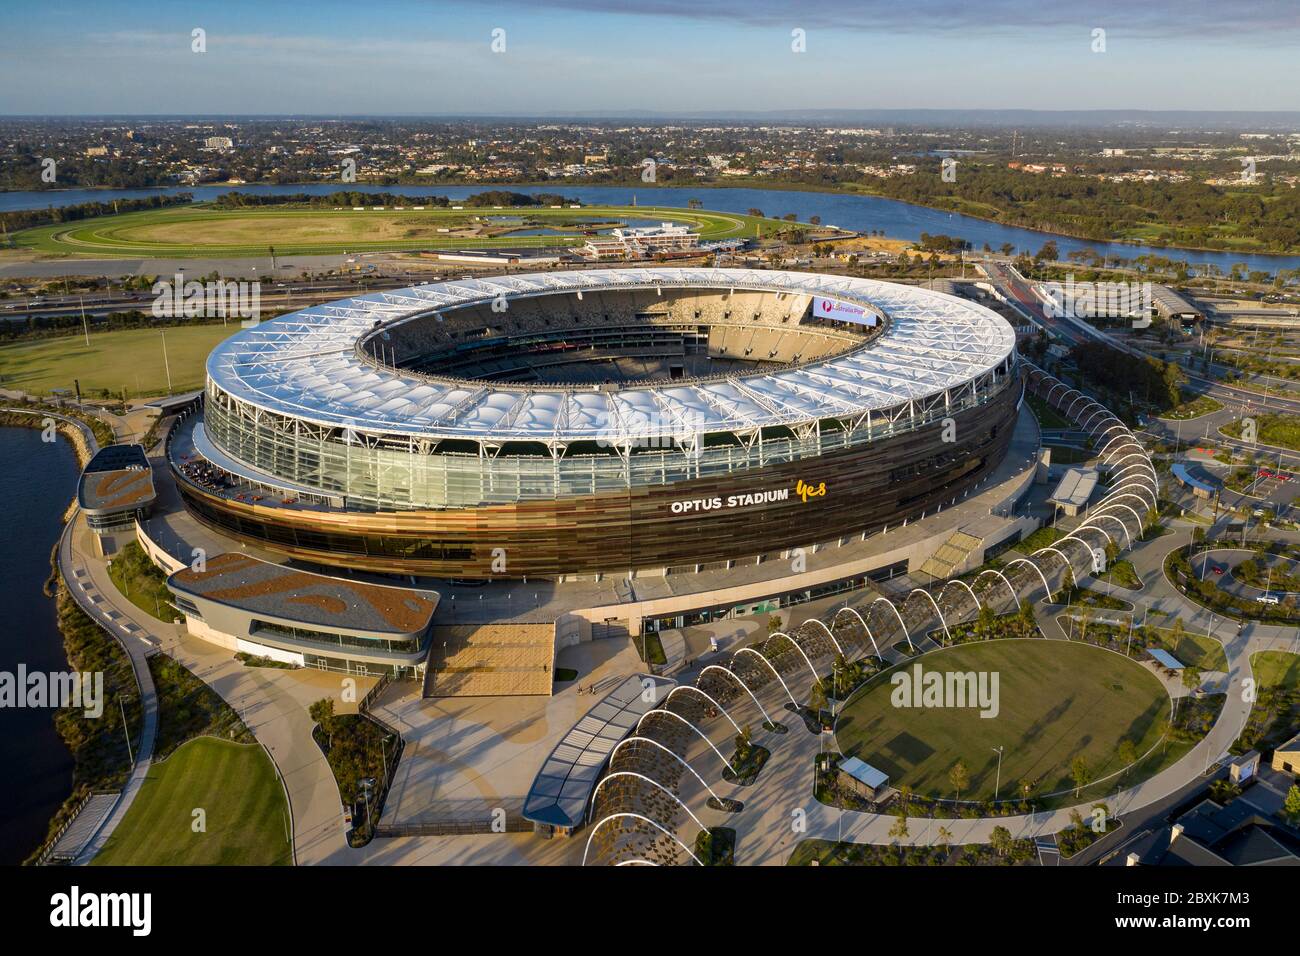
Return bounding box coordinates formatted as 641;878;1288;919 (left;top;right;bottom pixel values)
1148;629;1228;672
92;737;292;866
1044;444;1093;464
1012;525;1063;555
1160;392;1224;421
1221;414;1300;452
1251;650;1300;689
1025;394;1072;430
835;640;1170;803
0;323;236;398
1096;558;1142;590
107;541;180;623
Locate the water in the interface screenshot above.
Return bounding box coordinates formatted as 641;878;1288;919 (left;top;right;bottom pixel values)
0;427;79;864
4;182;1300;274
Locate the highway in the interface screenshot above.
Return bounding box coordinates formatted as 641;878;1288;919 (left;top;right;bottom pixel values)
979;259;1300;434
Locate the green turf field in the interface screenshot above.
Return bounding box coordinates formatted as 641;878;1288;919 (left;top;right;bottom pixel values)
835;640;1170;802
92;737;292;866
1251;650;1300;689
13;203;784;258
0;323;235;397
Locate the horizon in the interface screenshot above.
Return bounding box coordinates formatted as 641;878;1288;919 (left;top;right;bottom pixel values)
3;0;1299;115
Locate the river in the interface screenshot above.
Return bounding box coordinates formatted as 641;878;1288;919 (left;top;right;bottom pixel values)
0;426;79;864
5;183;1300;275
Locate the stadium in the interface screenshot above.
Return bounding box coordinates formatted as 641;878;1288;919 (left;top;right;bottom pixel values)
169;268;1020;579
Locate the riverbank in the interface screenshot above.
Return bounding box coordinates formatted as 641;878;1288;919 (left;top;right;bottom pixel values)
23;579;144;864
4;181;1300;268
0;402;146;864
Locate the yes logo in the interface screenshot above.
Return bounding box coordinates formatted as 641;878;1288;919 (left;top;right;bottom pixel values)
795;479;826;503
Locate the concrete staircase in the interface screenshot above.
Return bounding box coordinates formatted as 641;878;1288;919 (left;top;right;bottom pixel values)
917;530;983;579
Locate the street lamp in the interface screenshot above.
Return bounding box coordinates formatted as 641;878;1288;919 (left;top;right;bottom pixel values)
992;745;1004;801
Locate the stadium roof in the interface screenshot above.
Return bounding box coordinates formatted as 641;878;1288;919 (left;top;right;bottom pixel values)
168;552;439;636
207;268;1016;445
77;444;156;514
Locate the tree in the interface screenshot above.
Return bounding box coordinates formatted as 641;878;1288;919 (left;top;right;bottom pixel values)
1071;755;1092;797
949;759;970;801
808;678;828;715
1076;606;1093;643
1116;739;1138;776
990;825;1013;857
889;811;910;861
936;826;953;850
1181;664;1203;694
735;725;752;761
1283;784;1300;825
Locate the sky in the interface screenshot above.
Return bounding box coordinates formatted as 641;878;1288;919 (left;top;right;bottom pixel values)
1;0;1298;115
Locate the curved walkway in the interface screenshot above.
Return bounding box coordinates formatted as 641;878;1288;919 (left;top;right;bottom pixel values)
65;511;355;865
58;513;163;865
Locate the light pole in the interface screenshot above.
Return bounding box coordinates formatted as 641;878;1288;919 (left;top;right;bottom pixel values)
119;694;134;766
161;330;173;393
992;745;1004;801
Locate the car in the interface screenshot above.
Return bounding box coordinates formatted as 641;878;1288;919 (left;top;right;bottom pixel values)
1255;594;1280;605
1212;565;1226;575
1258;469;1273;478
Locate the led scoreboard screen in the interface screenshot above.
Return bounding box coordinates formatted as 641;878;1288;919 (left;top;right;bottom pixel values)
812;296;880;327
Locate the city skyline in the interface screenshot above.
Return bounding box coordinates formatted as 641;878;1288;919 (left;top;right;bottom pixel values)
3;0;1299;116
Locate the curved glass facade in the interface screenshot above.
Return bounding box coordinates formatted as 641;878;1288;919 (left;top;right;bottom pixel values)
203;355;1017;511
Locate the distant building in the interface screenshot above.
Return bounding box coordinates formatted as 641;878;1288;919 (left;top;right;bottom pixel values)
203;136;234;150
579;223;700;260
1151;286;1204;327
430;249;567;267
84;146;108;157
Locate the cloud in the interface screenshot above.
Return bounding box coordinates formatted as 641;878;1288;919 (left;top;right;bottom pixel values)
501;0;1300;40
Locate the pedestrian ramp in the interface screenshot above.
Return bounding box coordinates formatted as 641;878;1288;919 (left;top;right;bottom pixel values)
43;792;119;864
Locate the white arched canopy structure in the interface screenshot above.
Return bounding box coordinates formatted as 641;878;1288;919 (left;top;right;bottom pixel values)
871;596;914;653
733;647;798;708
974;568;1020;610
583;812;703;867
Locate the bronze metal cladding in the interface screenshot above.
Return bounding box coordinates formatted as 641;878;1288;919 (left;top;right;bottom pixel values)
176;379;1021;579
